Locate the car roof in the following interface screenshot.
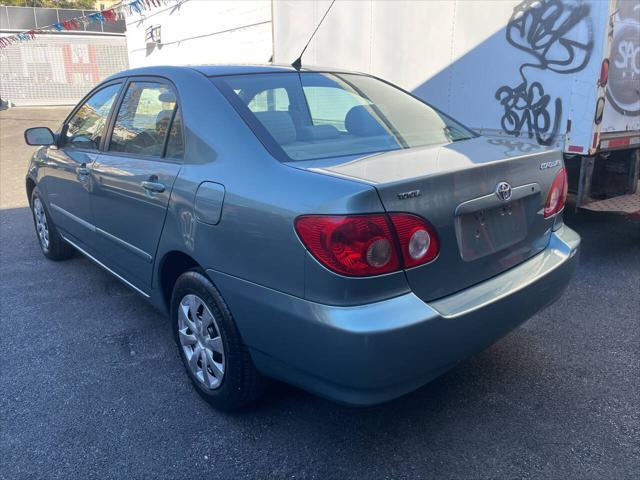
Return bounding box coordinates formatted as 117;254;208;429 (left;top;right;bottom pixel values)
195;64;299;76
103;64;362;82
194;64;361;76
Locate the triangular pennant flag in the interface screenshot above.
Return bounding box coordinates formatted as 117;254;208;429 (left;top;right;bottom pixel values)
130;0;143;14
102;9;114;22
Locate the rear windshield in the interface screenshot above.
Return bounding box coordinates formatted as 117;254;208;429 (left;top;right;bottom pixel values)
212;72;475;162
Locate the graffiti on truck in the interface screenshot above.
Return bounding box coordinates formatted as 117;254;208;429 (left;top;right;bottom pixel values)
495;0;594;145
606;1;640;116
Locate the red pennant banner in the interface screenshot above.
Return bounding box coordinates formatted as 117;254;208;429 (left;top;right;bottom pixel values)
61;19;79;31
102;9;116;22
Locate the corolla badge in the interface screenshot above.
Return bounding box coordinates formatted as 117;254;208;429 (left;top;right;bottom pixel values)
495;181;512;201
397;189;421;200
540;159;561;170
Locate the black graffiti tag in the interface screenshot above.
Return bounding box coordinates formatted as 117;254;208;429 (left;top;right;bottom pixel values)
495;0;593;145
495;81;562;145
507;0;594;75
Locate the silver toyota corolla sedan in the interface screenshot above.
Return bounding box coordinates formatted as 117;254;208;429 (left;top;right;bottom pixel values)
24;65;580;410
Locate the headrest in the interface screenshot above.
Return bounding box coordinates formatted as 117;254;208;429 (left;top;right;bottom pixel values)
158;92;175;103
345;105;387;137
254;111;297;145
156;110;173;130
297;124;340;141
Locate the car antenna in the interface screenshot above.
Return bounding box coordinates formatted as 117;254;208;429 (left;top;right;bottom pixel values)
291;0;337;71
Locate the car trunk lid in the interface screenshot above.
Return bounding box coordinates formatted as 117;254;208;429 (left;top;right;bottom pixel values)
297;136;562;301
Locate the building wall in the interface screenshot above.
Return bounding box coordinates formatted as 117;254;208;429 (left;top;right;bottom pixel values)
0;5;128;106
0;33;127;106
125;0;273;68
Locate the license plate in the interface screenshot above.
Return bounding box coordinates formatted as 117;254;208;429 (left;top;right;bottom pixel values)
456;200;528;261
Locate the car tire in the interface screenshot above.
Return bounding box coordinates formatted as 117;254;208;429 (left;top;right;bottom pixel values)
171;271;267;410
30;187;75;261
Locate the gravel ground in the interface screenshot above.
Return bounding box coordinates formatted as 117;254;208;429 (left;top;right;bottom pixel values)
1;107;639;479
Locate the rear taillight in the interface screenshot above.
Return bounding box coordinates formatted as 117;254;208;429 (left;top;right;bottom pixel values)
388;213;439;268
294;213;439;277
294;215;400;276
544;167;568;218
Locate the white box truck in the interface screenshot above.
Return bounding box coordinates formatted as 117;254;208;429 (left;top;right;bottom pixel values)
273;0;640;213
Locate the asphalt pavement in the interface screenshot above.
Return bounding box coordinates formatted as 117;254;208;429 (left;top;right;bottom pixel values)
1;107;639;479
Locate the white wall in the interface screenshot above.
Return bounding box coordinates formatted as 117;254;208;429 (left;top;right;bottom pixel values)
273;0;613;152
126;0;273;67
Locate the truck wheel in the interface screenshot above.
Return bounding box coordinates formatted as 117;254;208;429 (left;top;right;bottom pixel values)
30;188;74;261
171;271;267;410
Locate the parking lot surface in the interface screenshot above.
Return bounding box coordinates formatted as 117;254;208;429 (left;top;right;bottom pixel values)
1;107;639;479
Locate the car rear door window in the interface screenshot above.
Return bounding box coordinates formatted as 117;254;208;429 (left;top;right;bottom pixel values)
63;83;121;150
109;81;177;157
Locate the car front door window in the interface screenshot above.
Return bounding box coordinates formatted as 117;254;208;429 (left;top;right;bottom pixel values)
63;84;121;150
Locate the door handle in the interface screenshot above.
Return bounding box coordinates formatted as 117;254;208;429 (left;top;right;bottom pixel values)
141;181;166;193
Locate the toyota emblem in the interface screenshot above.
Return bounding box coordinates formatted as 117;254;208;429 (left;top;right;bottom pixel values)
495;181;512;201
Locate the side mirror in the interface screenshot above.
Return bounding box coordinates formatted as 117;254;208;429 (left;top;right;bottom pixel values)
24;127;56;146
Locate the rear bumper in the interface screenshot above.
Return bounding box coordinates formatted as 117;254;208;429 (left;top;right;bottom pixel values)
207;225;580;406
